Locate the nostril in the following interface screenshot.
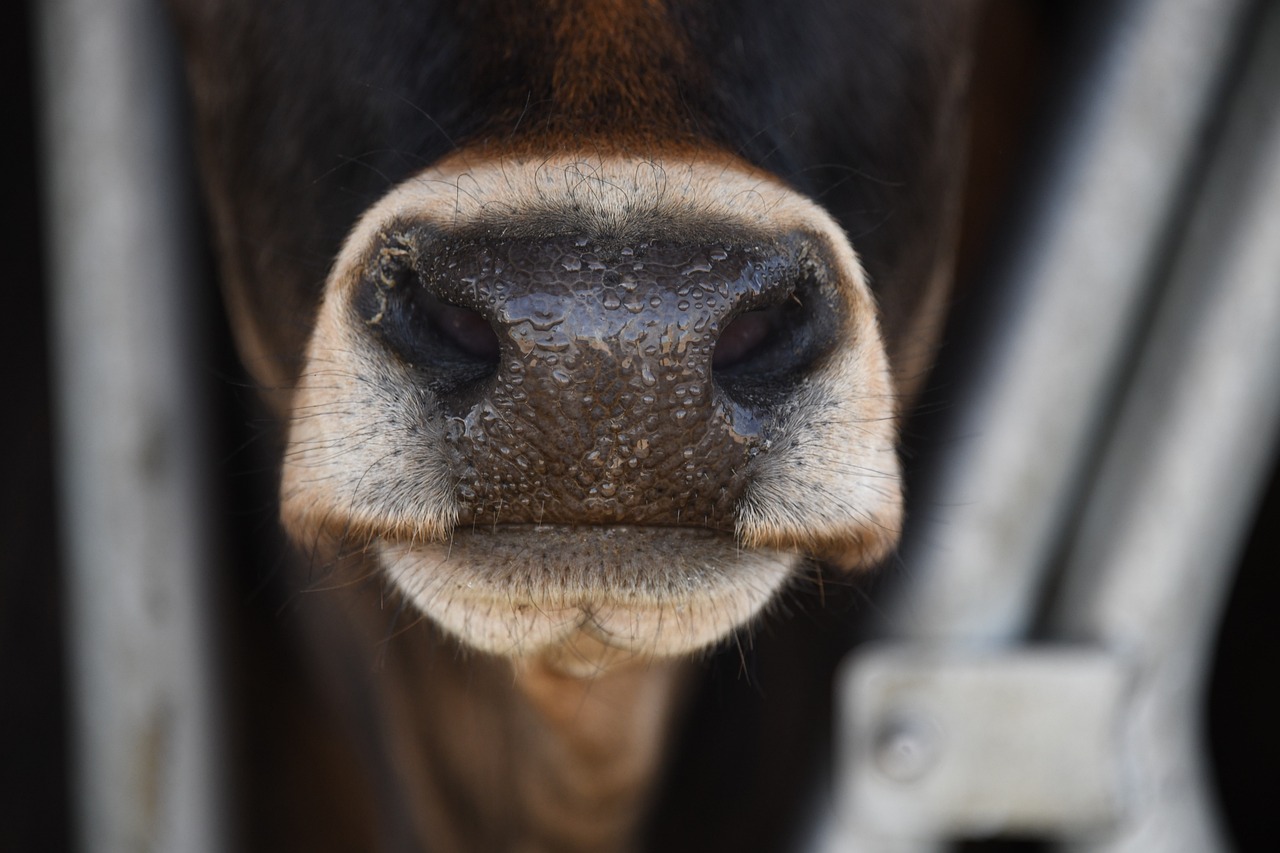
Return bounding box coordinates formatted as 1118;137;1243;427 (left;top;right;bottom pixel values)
426;297;501;362
375;283;501;371
711;261;842;409
356;245;501;397
713;308;777;370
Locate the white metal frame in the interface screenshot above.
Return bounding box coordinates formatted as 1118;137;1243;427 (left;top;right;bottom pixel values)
822;0;1280;849
36;1;223;850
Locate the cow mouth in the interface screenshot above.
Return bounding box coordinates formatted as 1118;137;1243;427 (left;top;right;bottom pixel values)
377;525;798;660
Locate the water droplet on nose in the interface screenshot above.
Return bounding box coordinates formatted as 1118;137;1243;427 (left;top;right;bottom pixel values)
599;482;617;497
561;257;582;272
539;335;569;353
640;363;656;386
603;293;621;310
552;368;572;385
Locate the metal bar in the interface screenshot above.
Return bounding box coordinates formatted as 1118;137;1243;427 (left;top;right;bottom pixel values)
837;647;1129;841
35;1;224;851
816;0;1259;848
884;0;1250;643
1050;3;1280;849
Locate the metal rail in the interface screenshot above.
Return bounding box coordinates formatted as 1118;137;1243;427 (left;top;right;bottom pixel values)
883;0;1250;646
1054;4;1280;846
35;1;224;850
819;0;1279;848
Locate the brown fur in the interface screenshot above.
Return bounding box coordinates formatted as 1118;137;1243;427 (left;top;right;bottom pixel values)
480;0;698;143
166;0;982;848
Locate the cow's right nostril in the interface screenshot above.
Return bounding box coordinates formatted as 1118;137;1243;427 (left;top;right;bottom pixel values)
356;245;501;397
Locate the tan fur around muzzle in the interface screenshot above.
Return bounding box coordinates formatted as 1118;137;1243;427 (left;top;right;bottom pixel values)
280;150;903;661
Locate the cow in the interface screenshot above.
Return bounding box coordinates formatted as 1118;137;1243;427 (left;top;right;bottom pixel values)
165;0;982;849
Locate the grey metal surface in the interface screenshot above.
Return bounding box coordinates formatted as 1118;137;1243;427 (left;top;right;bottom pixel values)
818;0;1270;849
886;0;1250;644
1052;3;1280;848
35;1;224;850
838;648;1129;841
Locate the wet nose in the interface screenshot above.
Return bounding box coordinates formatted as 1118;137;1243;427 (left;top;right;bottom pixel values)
358;229;842;529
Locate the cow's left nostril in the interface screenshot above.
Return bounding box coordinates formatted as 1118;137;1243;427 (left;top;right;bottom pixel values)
424;296;501;361
710;259;842;411
712;307;778;370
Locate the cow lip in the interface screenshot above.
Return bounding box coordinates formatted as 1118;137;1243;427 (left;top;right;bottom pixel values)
414;522;733;540
379;525;757;592
375;525;800;659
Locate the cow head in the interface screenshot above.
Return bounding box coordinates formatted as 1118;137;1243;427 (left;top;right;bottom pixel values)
170;0;976;668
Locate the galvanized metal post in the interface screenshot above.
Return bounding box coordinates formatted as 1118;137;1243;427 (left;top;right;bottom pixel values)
883;0;1250;646
1052;4;1280;848
35;1;224;851
816;0;1267;849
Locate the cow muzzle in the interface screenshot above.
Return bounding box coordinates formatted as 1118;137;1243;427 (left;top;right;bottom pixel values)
281;151;903;659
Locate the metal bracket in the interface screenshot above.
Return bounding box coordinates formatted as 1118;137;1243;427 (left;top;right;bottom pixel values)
836;647;1130;842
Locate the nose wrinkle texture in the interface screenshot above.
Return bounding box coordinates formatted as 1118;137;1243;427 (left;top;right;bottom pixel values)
420;234;795;528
